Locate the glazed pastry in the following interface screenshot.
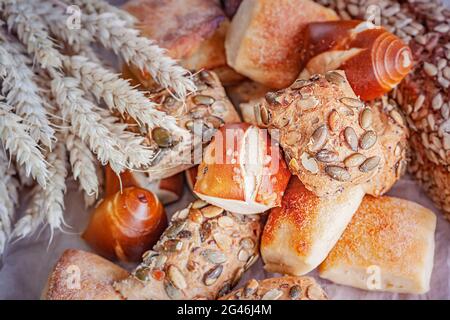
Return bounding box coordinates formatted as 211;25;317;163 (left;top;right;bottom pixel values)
219;276;327;300
114;200;262;299
319;196;436;294
194;123;291;214
225;0;338;88
83;187;167;262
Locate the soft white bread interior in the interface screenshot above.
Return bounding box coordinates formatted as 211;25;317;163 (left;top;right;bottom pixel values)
261;177;365;275
43;249;129;300
319;196;436;294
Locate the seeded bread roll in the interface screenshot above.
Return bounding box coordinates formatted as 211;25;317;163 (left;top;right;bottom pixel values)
114;200;262;300
219;276;327;300
256;71;408;198
44;249;128;300
319;196;436;294
122;70;240;181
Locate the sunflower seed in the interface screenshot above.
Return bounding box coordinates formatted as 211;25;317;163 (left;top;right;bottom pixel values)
244;279;259;297
301;96;320;110
424;62;438;77
360;108;373;129
165;220;187;238
316;149;339;163
394;142;402;157
390;110;404;126
238;249;251;262
344;127;358;151
325;71;346;85
443;67;450;80
325;166;350;181
432;93;443;110
167;265;187;289
202;249;227;264
434;24;450;33
162;239;183;252
240;238;255;250
173;208;189;220
204;265;223;286
164;280;182;299
328;109;341;132
360;130;377;150
260;105;271;125
193;95;215;105
200;222;211;242
244;254;259;270
291;79;310;89
414;94;425;112
289;285;302;299
306;285;325;300
177;230;192;239
359;156;380;174
309;125;327;152
396;160;407;177
344;153;366;167
152;127;172;148
301;152;319;173
340;97;364;109
262;289;283;300
218;216;234;228
201;206;224;218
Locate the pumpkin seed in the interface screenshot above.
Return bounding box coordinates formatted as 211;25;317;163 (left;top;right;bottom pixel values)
203;265;223;286
211;101;226;115
325;71;346;85
301;96;319;110
192;199;208;209
325;166;351;181
142;250;157;264
167;265;187;289
306;285;325;300
360;130;377;150
328;109;341;132
260;105;271;125
291;79;310;89
359;156;381;172
289;285;302;299
154;255;167;269
265;92;282;105
301;152;319;173
202;249;227;264
165;220;187;238
240;238;255;250
340;97;364;108
135;267;150;281
201;206;224;218
152;127;172;148
262;289;283;300
206;116;224;129
360;108;372;129
193;95;215;105
218;216;234;228
189;105;208;119
309;125;328;152
213;232;231;251
238;249;251;262
164;280;183;300
344;127;358;151
315;149;339;163
244;279;259;297
344;153;366;167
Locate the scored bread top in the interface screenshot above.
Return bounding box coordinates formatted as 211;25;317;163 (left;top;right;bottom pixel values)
257;71;408;197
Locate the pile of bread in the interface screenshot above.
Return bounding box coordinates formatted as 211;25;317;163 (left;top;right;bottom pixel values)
43;0;444;300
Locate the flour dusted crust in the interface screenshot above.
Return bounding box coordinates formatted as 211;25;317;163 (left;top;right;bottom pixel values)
319;196;436;294
258;71;407;197
220;276;327;300
114;201;262;300
44;249;128;300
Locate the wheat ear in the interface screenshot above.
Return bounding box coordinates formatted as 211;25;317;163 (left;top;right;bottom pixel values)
0;149;19;238
0;103;49;188
82;11;196;99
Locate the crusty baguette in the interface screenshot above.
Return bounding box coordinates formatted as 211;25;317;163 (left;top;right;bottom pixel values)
225;0;338;88
220;276;327;300
44;249;129;300
261;177;365;275
319;196;436;294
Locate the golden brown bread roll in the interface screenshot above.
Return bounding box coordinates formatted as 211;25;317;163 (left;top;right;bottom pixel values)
194;123;291;214
225;0;338;88
298;20;413;101
319;196;436;294
44;249;128;300
83;187;167;262
220;276;327;300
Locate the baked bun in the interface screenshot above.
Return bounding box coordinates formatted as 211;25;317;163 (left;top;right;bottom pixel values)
298;20;413;101
83;187;167;262
256;71;408;197
122;70;240;181
225;0;338;88
219;276;327;300
114;201;262;300
319;196;436;294
194;123;291;214
44;249;128;300
261;177;365;275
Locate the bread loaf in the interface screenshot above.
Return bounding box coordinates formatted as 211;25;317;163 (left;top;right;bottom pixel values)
220;276;327;300
225;0;338;88
319;196;436;294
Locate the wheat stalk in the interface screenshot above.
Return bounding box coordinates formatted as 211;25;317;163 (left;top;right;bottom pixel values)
82;11;196;99
0;35;55;148
0;103;49;188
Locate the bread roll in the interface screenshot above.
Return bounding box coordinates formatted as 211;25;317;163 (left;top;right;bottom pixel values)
261;177;365;275
114;201;262;299
319;196;436;294
225;0;338;88
220;276;327;300
44;249;128;300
